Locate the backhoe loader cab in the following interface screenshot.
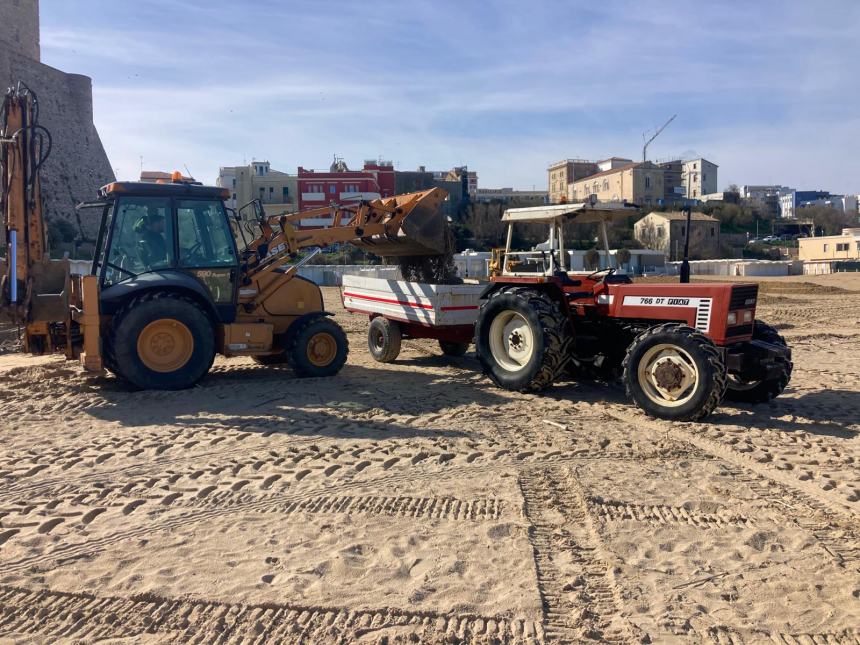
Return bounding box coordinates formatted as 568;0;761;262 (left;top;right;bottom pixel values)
475;202;793;421
82;180;348;389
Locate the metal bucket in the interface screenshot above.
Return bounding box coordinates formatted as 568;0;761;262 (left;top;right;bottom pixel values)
351;189;449;258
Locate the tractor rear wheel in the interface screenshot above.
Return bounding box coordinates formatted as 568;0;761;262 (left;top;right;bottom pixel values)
109;292;215;390
623;323;727;421
725;320;792;403
368;317;401;363
475;287;571;392
288;315;348;377
439;340;469;357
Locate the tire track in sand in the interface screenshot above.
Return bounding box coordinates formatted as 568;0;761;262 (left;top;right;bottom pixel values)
0;584;542;644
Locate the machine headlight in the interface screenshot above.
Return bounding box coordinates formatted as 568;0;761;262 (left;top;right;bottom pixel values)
727;312;737;325
743;310;753;323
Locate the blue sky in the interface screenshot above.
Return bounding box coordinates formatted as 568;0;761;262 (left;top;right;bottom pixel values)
41;0;859;193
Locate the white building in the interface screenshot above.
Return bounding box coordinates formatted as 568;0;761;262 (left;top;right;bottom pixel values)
217;166;238;208
682;158;718;198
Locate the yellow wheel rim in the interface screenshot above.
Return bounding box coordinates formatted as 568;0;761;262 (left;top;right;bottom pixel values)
137;319;194;373
306;332;337;367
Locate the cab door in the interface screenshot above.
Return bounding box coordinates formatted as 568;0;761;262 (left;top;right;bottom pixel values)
175;198;240;322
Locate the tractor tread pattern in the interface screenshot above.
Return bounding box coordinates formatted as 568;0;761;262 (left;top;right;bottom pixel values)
622;322;727;421
286;314;349;377
480;286;572;392
725;320;793;403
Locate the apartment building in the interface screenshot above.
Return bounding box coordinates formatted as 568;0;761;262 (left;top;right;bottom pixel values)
683;158;718;198
568;161;664;206
296;159;395;214
799;228;860;261
547;159;599;203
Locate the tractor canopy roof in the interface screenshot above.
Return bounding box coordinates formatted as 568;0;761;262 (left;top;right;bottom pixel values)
99;181;230;201
502;201;637;224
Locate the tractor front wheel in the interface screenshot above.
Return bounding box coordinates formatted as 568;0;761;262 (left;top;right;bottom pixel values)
623;323;727;421
109;292;215;390
288;315;349;377
725;320;792;403
475;287;571;392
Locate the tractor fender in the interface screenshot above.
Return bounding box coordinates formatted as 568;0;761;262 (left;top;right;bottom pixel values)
99;270;227;323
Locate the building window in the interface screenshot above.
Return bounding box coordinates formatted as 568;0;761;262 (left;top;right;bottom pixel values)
232;193;236;200
329;184;337;194
269;187;274;194
711;227;715;236
282;187;289;201
309;184;323;193
645;176;651;188
657;226;664;237
823;244;829;252
836;243;849;252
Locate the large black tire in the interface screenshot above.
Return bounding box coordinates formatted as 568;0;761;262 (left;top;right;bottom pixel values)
725;320;792;403
368;317;401;363
439;340;469;357
475;287;572;392
109;292;215;390
623;323;727;421
288;315;348;377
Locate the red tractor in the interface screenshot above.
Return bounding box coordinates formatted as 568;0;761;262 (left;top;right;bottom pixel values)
474;203;792;421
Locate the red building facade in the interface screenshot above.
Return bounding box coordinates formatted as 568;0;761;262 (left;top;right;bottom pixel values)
296;160;395;213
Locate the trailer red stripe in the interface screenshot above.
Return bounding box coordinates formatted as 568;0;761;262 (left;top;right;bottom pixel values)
342;291;434;310
440;305;479;311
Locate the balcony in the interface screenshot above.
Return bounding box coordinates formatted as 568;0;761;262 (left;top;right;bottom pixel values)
302;193;326;202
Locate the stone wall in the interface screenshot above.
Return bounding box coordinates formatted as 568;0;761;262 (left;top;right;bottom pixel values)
0;7;115;242
0;0;40;62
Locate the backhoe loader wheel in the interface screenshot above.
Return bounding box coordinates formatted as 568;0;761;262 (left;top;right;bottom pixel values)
475;287;572;392
288;315;348;378
623;323;727;421
368;317;401;363
439;340;469;357
109;292;215;390
725;320;792;403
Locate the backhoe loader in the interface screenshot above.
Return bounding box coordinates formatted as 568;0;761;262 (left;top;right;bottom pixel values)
1;82;449;389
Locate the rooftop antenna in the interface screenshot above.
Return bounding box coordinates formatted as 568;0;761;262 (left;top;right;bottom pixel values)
642;114;677;162
183;164;195;181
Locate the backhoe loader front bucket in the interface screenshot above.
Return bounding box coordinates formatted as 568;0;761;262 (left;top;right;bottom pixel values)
351;188;450;258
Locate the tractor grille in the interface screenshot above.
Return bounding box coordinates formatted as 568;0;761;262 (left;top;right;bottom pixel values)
726;323;754;338
730;285;758;310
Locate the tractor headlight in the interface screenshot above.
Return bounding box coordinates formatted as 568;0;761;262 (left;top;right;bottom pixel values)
727;312;737;325
742;310;753;323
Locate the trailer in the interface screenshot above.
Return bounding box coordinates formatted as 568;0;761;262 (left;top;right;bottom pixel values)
341;275;484;362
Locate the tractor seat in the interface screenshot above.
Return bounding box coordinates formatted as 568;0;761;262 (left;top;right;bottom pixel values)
553;270;582;287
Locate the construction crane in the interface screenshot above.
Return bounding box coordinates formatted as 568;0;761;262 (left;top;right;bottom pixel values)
642;114;676;162
0;82;449;389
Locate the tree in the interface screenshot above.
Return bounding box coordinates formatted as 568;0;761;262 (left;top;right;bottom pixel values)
584;248;600;270
616;248;631;269
636;220;664;251
802;205;855;236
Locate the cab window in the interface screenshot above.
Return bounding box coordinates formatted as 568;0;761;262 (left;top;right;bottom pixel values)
177;200;237;267
103;196;173;286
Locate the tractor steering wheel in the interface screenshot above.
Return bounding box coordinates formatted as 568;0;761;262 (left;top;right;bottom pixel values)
586;267;616;281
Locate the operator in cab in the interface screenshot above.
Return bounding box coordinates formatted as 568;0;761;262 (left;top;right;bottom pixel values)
135;212;168;270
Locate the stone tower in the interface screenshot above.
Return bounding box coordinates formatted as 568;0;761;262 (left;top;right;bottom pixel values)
0;0;40;61
0;0;114;243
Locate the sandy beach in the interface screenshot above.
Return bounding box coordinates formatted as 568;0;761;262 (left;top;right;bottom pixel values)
0;274;858;643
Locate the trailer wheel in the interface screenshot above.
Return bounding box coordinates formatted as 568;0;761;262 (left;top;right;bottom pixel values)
623;323;727;421
109;292;215;390
367;317;401;363
439;340;469;357
288;315;348;377
475;287;571;392
725;320;792;403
